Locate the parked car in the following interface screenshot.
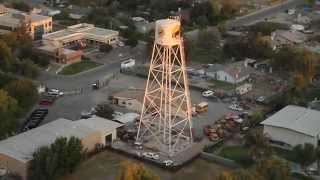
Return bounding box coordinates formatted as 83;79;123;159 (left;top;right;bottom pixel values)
163;160;173;167
256;96;266;103
121;59;135;70
48;89;64;96
142;152;159;160
39;99;54;106
81;111;92;119
202;90;214;97
118;41;125;47
229;104;243;111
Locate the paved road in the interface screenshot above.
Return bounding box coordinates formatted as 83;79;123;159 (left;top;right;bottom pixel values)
226;0;303;27
184;0;303;40
37;43;146;91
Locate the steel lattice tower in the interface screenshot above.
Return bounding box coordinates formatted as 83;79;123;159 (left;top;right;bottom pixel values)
136;17;193;156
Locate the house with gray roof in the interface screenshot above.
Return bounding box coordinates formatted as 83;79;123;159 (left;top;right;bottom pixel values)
206;61;253;84
261;105;320;149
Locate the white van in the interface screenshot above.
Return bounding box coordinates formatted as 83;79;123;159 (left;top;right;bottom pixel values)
121;59;135;69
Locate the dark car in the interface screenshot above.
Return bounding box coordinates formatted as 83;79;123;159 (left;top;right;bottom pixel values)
39;99;54;106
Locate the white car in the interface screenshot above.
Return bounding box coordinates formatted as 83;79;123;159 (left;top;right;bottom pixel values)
256;96;266;103
202;90;214;97
48;89;64;96
229;104;243;111
142;152;159;160
163;160;173;167
118;41;125;47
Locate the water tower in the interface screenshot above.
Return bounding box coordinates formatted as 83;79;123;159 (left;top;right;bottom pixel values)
136;17;193;156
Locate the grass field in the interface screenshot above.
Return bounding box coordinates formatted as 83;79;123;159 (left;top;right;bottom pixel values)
60;60;101;75
209;79;235;91
219;146;254;167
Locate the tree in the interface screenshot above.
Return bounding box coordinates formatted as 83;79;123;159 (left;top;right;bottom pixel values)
11;1;31;12
305;0;316;6
254;157;291;180
249;22;289;36
219;0;241;17
292;143;316;172
95;103;114;119
118;161;160;180
4;79;38;108
244;129;271;161
15;59;40;78
216;171;234;180
28;137;85;180
223;34;274;61
0;40;13;70
187;28;225;63
216;169;264;180
0;90;19;139
217;157;292;180
248;110;264;127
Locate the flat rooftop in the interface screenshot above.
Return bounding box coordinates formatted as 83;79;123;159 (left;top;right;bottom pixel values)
0;6;51;28
43;23;118;41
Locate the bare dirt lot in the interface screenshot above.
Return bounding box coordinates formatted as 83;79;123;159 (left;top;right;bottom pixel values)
61;150;232;180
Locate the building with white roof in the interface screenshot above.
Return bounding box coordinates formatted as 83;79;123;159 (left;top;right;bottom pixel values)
0;4;52;40
0;117;123;180
261;105;320;149
42;23;119;47
113;112;140;124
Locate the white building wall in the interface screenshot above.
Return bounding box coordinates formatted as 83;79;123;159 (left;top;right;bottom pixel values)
263;125;317;148
216;71;235;84
99;129;117;146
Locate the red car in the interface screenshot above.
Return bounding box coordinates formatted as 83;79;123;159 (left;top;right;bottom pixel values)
39;99;54;106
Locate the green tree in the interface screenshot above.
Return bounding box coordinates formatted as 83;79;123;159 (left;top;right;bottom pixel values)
28;137;84;180
4;79;38;108
118;161;160;180
254;157;291;180
292;143;316;172
0;89;19;139
15;59;40;78
0;40;13;70
11;1;31;12
187;28;225;63
244;129;271;161
95;103;114;119
305;0;316;5
248;110;264;127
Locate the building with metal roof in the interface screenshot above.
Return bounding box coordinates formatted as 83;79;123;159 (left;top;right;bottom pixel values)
261;105;320;149
42;23;119;48
0;117;123;180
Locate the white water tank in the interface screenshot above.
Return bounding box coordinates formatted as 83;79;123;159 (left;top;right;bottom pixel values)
155;19;181;46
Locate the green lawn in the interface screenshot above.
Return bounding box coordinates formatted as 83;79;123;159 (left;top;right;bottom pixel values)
273;147;297;163
219;146;254;167
60;60;101;75
219;145;300;167
209;79;235;91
